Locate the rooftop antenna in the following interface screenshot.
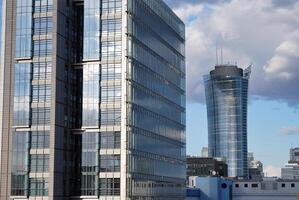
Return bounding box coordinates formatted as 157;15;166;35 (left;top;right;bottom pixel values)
221;47;223;65
216;44;219;65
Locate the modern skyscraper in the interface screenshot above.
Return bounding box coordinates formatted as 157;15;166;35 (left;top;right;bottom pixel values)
204;65;251;178
0;0;186;199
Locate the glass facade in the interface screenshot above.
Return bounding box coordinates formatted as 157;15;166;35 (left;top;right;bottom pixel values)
7;0;185;198
13;63;31;127
126;0;186;199
15;0;33;58
11;0;53;197
11;132;30;196
204;65;251;178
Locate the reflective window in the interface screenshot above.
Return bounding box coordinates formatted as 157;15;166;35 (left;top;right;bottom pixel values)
102;0;122;15
100;155;120;172
29;178;49;196
100;132;120;149
100;108;121;126
82;64;100;127
99;178;120;196
81;174;97;196
101;41;121;58
31;131;50;149
30;155;49;172
101;84;121;103
102;18;121;37
34;0;53;13
34;17;53;35
33;62;52;80
101;63;121;81
31;107;51;125
15;0;33;58
81;133;99;196
83;0;101;60
11;132;30;196
33;39;52;57
32;84;51;103
13;63;31;127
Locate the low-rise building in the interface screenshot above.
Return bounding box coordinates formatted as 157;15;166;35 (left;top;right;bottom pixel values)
248;152;264;180
189;176;232;200
281;163;299;180
233;179;299;200
188;176;299;200
187;156;228;179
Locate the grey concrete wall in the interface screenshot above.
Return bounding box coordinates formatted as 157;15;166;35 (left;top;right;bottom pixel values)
0;0;15;199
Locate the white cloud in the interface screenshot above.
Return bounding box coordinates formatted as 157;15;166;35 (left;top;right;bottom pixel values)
264;165;281;177
280;126;299;135
171;0;299;106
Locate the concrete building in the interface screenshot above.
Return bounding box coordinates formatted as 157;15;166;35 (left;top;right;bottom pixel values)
204;65;251;178
189;176;233;200
281;163;299;180
281;148;299;180
233;179;299;200
0;0;186;199
248;153;264;180
290;148;299;163
187;156;228;179
188;176;299;200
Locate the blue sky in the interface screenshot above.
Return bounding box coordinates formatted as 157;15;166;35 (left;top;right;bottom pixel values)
166;0;299;176
1;0;298;177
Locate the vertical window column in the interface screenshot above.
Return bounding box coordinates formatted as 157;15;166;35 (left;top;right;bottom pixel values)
15;0;33;58
81;133;99;196
13;63;31;127
83;0;101;60
11;132;30;196
82;64;100;127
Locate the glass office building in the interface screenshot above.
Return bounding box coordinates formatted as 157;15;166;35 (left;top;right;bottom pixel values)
0;0;186;199
204;65;250;178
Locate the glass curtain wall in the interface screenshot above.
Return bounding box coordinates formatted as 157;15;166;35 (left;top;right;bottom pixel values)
127;0;186;199
81;0;122;197
204;66;250;178
11;0;53;197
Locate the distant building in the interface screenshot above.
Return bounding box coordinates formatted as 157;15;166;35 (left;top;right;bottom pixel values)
248;152;254;165
281;163;299;180
281;148;299;180
188;176;299;200
187;156;228;178
248;153;264;180
201;147;209;157
189;176;233;200
290;148;299;163
233;179;299;200
204;65;251;178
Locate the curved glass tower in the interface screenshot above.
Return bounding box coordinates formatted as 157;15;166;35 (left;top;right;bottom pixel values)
204;65;251;178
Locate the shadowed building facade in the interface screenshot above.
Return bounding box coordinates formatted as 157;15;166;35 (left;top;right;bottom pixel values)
0;0;186;199
204;65;250;178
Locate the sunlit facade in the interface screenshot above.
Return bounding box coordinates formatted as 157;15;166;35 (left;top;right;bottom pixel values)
204;65;250;178
0;0;186;199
